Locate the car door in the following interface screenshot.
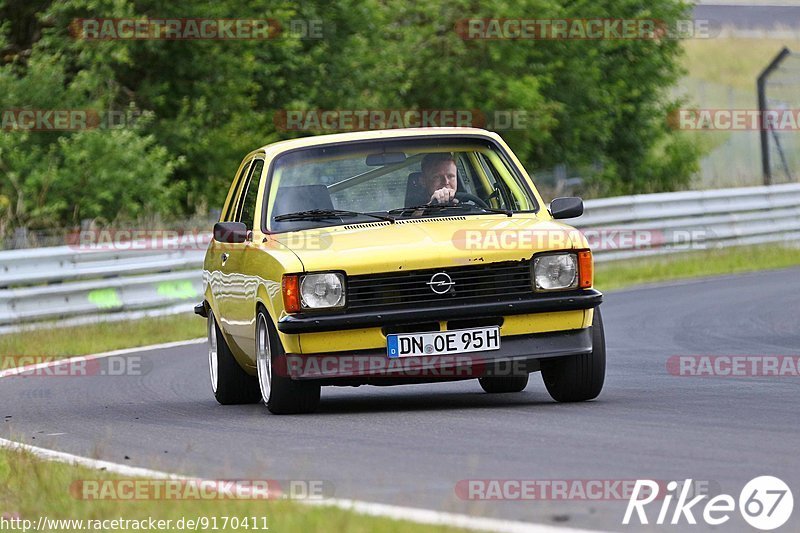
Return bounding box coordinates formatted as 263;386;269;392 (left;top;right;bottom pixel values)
220;158;265;356
208;156;251;326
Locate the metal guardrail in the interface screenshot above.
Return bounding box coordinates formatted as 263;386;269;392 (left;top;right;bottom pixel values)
0;247;206;332
0;246;205;286
576;183;800;262
1;183;799;331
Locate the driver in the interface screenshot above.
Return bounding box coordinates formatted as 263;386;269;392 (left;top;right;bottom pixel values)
420;152;458;204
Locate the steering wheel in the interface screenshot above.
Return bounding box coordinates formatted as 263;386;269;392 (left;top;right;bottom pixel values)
454;191;490;209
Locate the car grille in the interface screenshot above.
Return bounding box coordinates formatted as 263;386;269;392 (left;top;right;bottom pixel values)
346;260;533;312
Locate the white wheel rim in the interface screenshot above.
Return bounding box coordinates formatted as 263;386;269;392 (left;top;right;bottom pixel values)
208;314;219;393
256;314;272;403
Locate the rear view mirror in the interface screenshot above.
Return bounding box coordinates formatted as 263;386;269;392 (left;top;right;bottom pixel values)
213;222;248;243
549;197;584;219
366;152;406;166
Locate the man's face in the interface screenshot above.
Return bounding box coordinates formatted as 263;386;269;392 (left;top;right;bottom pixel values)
422;160;457;195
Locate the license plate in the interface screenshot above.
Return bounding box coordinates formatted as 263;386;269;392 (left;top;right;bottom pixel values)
387;326;500;358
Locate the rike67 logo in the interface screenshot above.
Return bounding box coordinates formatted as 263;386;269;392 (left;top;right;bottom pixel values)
624;476;793;530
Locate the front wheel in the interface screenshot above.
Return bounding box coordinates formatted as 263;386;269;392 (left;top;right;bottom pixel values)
541;308;606;402
256;311;320;415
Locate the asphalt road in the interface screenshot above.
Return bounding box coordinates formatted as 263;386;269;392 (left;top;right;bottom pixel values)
3;268;800;532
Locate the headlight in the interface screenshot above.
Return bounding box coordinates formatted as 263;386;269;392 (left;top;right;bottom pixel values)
532;253;578;291
299;273;345;309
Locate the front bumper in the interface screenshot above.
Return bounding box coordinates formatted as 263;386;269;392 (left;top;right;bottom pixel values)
277;289;602;334
274;327;592;383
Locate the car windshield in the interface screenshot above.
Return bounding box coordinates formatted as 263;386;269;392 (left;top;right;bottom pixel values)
265;137;538;232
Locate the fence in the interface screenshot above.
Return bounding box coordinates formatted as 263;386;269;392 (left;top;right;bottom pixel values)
759;47;800;186
1;183;799;332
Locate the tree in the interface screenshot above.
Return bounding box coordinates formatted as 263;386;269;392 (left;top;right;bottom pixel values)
0;0;700;237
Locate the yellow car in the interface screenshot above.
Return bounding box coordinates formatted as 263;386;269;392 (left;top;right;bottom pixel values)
196;127;604;414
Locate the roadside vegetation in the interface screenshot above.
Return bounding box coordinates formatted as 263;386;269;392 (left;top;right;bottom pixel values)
0;446;464;533
681;35;800;92
594;244;800;291
0;314;204;359
0;0;698;241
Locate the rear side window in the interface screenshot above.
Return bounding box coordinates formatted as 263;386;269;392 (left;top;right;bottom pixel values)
222;159;252;221
237;160;264;229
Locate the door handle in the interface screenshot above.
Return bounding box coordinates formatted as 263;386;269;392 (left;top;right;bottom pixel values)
221;252;229;265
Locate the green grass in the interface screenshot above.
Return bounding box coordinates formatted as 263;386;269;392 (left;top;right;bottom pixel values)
0;313;205;359
595;244;800;292
682;35;800;92
0;447;461;533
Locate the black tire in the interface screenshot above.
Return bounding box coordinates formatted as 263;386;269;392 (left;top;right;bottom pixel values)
541;308;606;402
478;374;529;393
256;310;320;415
208;310;261;405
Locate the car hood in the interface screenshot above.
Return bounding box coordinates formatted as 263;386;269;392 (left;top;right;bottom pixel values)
269;215;584;275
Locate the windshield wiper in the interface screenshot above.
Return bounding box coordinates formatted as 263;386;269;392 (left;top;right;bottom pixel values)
386;204;455;216
469;205;513;217
387;203;513;217
273;209;395;223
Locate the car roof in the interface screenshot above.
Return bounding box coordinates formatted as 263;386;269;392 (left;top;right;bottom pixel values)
247;127;504;160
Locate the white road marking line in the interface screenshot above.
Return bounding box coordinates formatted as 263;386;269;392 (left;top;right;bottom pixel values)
0;437;183;480
0;340;609;533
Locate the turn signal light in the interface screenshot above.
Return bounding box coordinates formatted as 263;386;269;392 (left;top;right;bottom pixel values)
578;250;593;288
282;274;301;313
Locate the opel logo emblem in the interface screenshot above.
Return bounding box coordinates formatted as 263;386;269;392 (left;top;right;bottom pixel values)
427;272;455;295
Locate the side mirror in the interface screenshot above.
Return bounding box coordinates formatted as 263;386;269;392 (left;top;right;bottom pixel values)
213;222;248;243
549;197;584;219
